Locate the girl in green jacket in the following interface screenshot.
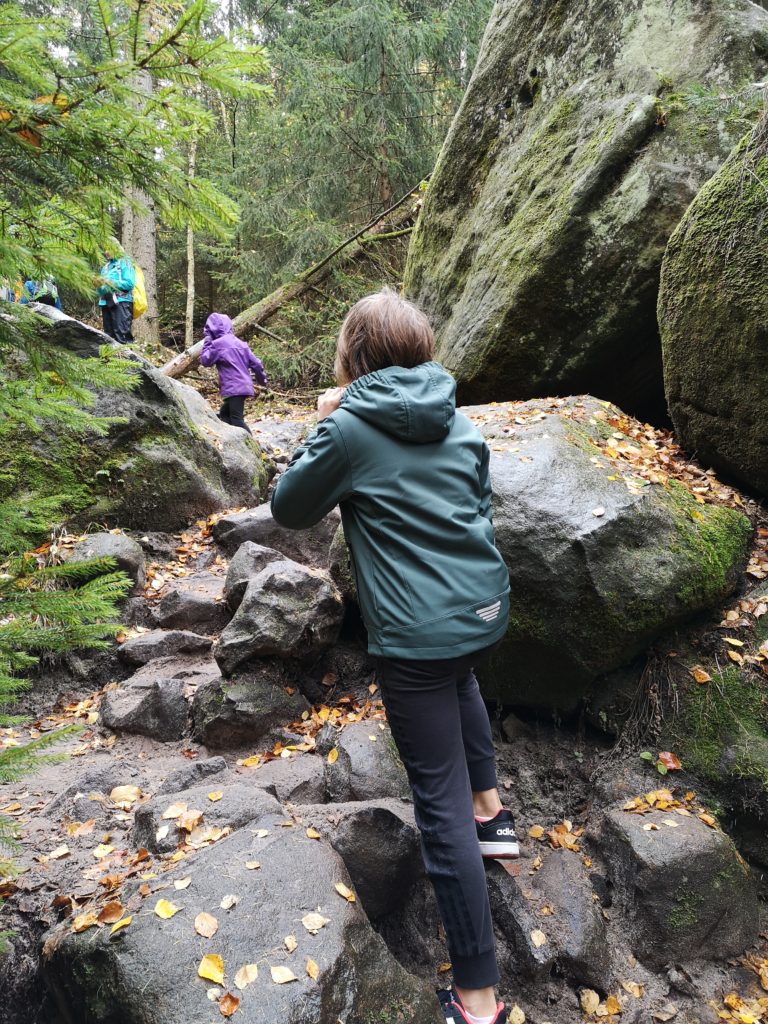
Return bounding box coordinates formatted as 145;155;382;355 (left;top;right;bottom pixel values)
272;289;516;1024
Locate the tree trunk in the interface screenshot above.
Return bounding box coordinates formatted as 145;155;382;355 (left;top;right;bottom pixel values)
123;69;160;346
184;100;199;349
161;180;424;379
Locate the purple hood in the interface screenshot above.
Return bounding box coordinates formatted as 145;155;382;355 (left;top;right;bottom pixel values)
200;312;267;397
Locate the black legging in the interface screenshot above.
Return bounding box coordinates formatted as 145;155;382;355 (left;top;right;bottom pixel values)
375;644;500;989
218;395;252;434
101;301;134;345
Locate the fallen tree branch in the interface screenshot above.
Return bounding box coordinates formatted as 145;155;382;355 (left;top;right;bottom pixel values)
160;177;427;379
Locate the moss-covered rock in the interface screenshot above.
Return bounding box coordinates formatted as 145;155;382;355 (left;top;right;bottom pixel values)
404;0;768;418
9;313;269;534
468;397;751;709
659;118;768;497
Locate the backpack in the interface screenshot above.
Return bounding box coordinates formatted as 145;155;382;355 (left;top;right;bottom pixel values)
132;264;148;320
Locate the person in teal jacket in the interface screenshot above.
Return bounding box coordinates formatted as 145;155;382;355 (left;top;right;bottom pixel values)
271;289;515;1024
97;243;135;344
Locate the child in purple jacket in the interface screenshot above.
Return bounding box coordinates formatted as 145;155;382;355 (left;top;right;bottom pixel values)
199;312;267;435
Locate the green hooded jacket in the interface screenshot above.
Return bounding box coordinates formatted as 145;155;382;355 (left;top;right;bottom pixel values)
270;361;510;659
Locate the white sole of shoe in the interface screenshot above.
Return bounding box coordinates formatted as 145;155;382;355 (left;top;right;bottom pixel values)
479;840;520;859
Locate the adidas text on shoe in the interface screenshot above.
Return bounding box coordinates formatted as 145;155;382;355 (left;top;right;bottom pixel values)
476;808;520;860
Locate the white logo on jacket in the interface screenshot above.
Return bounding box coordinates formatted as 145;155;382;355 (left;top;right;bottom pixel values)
476;600;501;622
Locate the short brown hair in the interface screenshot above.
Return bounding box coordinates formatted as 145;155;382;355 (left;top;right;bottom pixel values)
334;288;434;384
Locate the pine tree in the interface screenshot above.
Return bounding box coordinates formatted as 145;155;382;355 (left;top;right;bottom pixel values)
0;0;270;873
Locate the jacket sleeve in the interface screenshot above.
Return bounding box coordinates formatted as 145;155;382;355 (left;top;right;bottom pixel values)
114;259;136;293
479;442;494;523
199;338;218;367
271;418;353;530
249;351;268;386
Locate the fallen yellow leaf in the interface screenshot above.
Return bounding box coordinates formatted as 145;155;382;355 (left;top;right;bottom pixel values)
92;844;114;860
284;934;298;953
327;747;339;765
110;785;141;805
528;825;545;839
208;791;224;802
334;882;355;902
110;916;132;935
620;980;643;999
581;989;601;1016
605;995;622;1015
198;953;225;985
154;898;181;919
270;965;298;984
220;894;238;911
161;801;188;820
531;929;547;948
690;666;711;685
72;911;99;933
301;911;330;934
174;877;192;890
306;827;322;840
234;964;258;990
245;861;261;870
195;912;219;937
241;755;260;767
306;958;320;980
509;1006;525;1024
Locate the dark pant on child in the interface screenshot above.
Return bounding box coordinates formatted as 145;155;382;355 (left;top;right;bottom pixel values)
218;395;251;434
375;645;500;990
101;301;134;345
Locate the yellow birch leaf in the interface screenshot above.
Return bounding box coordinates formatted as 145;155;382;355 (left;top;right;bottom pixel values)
301;912;330;934
234;964;258;990
690;667;711;685
306;958;320;980
284;934;298;953
509;1006;525;1024
270;965;298;984
92;844;114;859
208;791;224;802
605;995;622;1015
327;747;339;765
110;916;132;935
195;912;218;937
620;981;643;999
334;882;355;902
198;954;225;985
72;911;99;933
174;877;192;890
220;894;238;911
245;861;261;870
306;827;321;840
530;929;547;948
581;989;601;1015
154;898;181;919
161;801;188;820
527;825;545;839
110;785;141;805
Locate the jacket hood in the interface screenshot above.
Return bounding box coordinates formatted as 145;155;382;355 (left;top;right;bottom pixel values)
205;312;234;340
340;361;456;443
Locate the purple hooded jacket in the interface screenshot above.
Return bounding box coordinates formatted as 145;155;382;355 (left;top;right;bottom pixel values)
199;313;267;398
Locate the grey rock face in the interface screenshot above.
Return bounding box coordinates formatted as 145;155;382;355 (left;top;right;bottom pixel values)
214;560;344;675
35;311;269;531
404;0;768;417
100;655;221;741
298;800;422;919
132;781;283;854
192;663;311;749
157;756;229;795
223;541;283;611
659;124;768;498
212;503;340;566
153;572;229;634
117;629;212;666
250;755;326;805
467;398;750;710
67;531;145;590
601;805;759;968
43;819;442;1024
325;722;410;803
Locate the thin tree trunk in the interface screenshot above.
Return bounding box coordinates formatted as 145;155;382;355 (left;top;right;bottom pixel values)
184;92;200;349
161;179;426;379
123;69;160;346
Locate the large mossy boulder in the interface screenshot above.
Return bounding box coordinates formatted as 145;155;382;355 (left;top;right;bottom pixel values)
404;0;768;418
12;312;269;533
468;397;751;710
659;121;768;497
